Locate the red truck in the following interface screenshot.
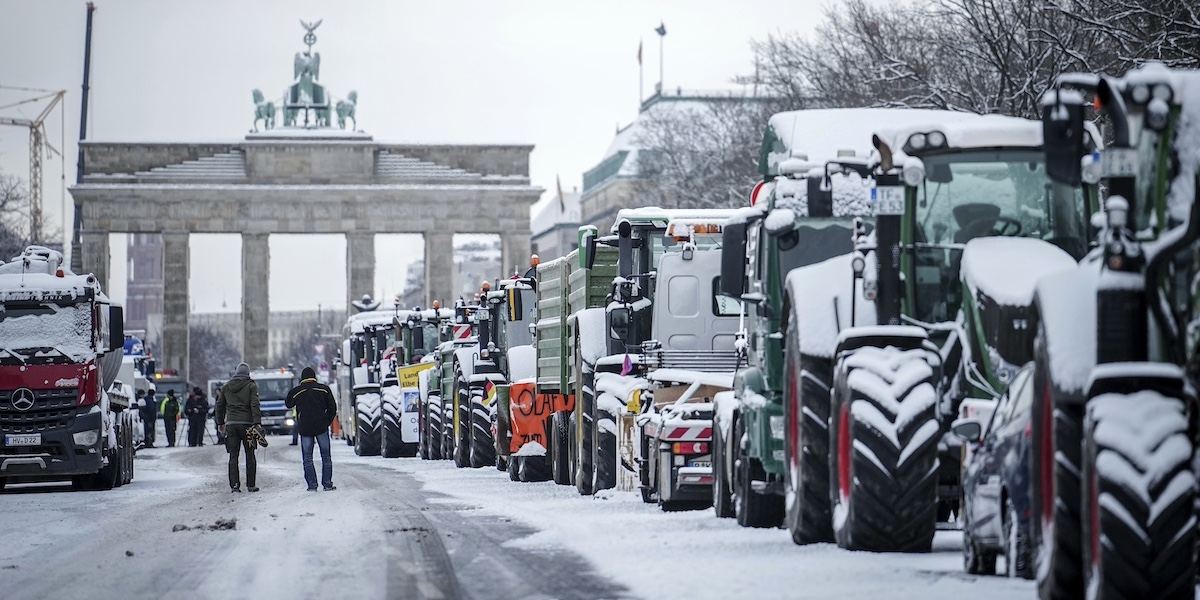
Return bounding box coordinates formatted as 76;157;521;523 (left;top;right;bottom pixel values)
0;246;132;491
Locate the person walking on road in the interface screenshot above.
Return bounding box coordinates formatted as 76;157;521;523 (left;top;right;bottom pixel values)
185;387;210;447
285;367;338;491
217;362;262;492
140;389;158;448
212;383;226;445
160;390;181;447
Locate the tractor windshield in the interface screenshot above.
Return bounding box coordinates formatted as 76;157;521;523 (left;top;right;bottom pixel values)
909;149;1088;322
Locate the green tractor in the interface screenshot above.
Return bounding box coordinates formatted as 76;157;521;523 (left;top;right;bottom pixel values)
1032;65;1200;600
778;110;1099;552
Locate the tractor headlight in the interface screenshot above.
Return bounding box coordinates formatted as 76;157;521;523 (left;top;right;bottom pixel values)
926;131;946;148
907;133;927;151
73;428;100;447
902;158;926;187
285;418;296;427
1131;84;1150;104
851;254;866;275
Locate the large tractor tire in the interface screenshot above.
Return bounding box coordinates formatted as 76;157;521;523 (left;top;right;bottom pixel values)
354;392;382;457
829;345;938;553
712;418;734;518
469;385;495;469
453;371;471;468
520;454;552;482
593;394;618;492
1081;392;1195;600
429;396;444;460
551;412;572;485
1032;323;1085;600
1004;497;1033;579
733;416;784;528
575;361;596;495
784;316;835;544
122;414;135;485
508;454;521;481
441;401;454;461
380;387;404;459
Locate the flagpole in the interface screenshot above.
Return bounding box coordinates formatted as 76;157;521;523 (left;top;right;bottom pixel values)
658;33;664;94
639;40;644;104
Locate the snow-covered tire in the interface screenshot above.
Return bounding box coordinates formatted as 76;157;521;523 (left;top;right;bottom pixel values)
496;455;507;472
1032;322;1084;600
551;412;572;485
354;392;382;457
469;385;495;469
829;345;938;553
712;419;734;518
1004;496;1033;579
784;316;835;544
427;394;444;460
520;454;552;482
381;387;404;459
508;454;520;481
734;416;784;528
593;400;618;492
575;361;596;496
441;401;454;461
453;371;470;468
1081;392;1195;600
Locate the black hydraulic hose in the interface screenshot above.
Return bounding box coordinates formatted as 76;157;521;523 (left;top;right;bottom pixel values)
1144;173;1200;366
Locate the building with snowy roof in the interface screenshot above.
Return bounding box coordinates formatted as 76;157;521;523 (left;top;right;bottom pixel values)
530;190;581;260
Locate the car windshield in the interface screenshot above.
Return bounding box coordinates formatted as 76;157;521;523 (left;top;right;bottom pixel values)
255;377;294;400
914;150;1088;257
0;301;93;365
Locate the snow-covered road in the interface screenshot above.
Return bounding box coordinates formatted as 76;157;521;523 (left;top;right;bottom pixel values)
0;436;1037;600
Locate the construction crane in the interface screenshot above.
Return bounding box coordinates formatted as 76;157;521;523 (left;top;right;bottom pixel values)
0;86;66;245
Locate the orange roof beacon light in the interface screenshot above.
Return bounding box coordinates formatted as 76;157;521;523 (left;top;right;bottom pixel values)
432;300;441;309
481;281;491;292
530;254;540;267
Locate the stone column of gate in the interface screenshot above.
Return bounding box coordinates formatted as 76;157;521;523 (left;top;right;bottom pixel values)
78;230;110;291
345;232;375;310
423;231;454;308
161;231;190;378
242;233;270;368
500;231;532;279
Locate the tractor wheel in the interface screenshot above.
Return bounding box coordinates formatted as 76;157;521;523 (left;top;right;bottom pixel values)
1032;322;1084;600
441;401;454;461
964;528;997;575
734;416;784;528
453;371;470;468
784;316;835;544
639;429;657;503
508;455;521;481
521;454;552;482
829;345;938;553
469;385;495;469
575;361;596;496
354;391;382;457
427;394;443;460
381;388;403;459
593;396;618;492
712;418;734;518
1081;392;1195;600
551;412;572;485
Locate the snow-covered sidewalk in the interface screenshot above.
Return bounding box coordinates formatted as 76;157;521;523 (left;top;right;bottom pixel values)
343;448;1035;600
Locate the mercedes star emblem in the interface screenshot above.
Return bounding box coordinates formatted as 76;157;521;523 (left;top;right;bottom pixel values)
11;388;35;412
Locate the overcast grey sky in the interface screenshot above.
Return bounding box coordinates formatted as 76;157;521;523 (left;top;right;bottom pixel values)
0;0;817;311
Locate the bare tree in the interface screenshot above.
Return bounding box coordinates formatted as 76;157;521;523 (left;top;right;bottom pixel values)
0;173;30;259
634;98;782;209
189;325;241;387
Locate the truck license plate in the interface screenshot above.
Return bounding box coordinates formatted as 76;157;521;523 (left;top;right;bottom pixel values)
5;434;41;446
689;460;711;469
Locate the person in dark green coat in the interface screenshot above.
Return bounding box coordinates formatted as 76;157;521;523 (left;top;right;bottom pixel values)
216;363;262;492
160;390;181;447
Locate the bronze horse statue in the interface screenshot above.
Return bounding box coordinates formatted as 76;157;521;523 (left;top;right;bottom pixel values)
336;91;357;130
251;89;276;132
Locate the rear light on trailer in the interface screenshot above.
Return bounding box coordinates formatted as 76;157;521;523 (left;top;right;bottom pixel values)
672;442;709;455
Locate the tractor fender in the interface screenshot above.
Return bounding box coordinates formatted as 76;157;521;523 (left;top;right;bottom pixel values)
786;252;878;360
1032;255;1101;398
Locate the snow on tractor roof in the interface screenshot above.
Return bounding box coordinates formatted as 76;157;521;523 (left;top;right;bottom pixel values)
611;207;740;231
872;113;1042;158
0;246;103;301
763;108;970;177
345;309;399;333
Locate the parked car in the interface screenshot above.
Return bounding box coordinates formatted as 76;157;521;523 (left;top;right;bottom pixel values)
953;364;1035;579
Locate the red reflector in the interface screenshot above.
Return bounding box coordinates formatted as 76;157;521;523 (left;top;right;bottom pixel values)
672;441;709;455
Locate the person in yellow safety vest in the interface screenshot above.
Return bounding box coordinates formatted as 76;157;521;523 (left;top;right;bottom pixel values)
289;407;299;446
160;390;181;447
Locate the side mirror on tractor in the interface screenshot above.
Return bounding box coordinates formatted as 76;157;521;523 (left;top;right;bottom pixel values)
1042;87;1087;186
108;306;124;353
720;222;748;299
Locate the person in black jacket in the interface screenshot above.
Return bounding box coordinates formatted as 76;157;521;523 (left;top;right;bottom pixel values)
285;367;338;491
184;387;210;447
140;389;158;448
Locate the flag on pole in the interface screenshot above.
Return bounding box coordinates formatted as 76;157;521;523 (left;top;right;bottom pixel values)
637;39;643;65
556;174;565;212
655;22;666;36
